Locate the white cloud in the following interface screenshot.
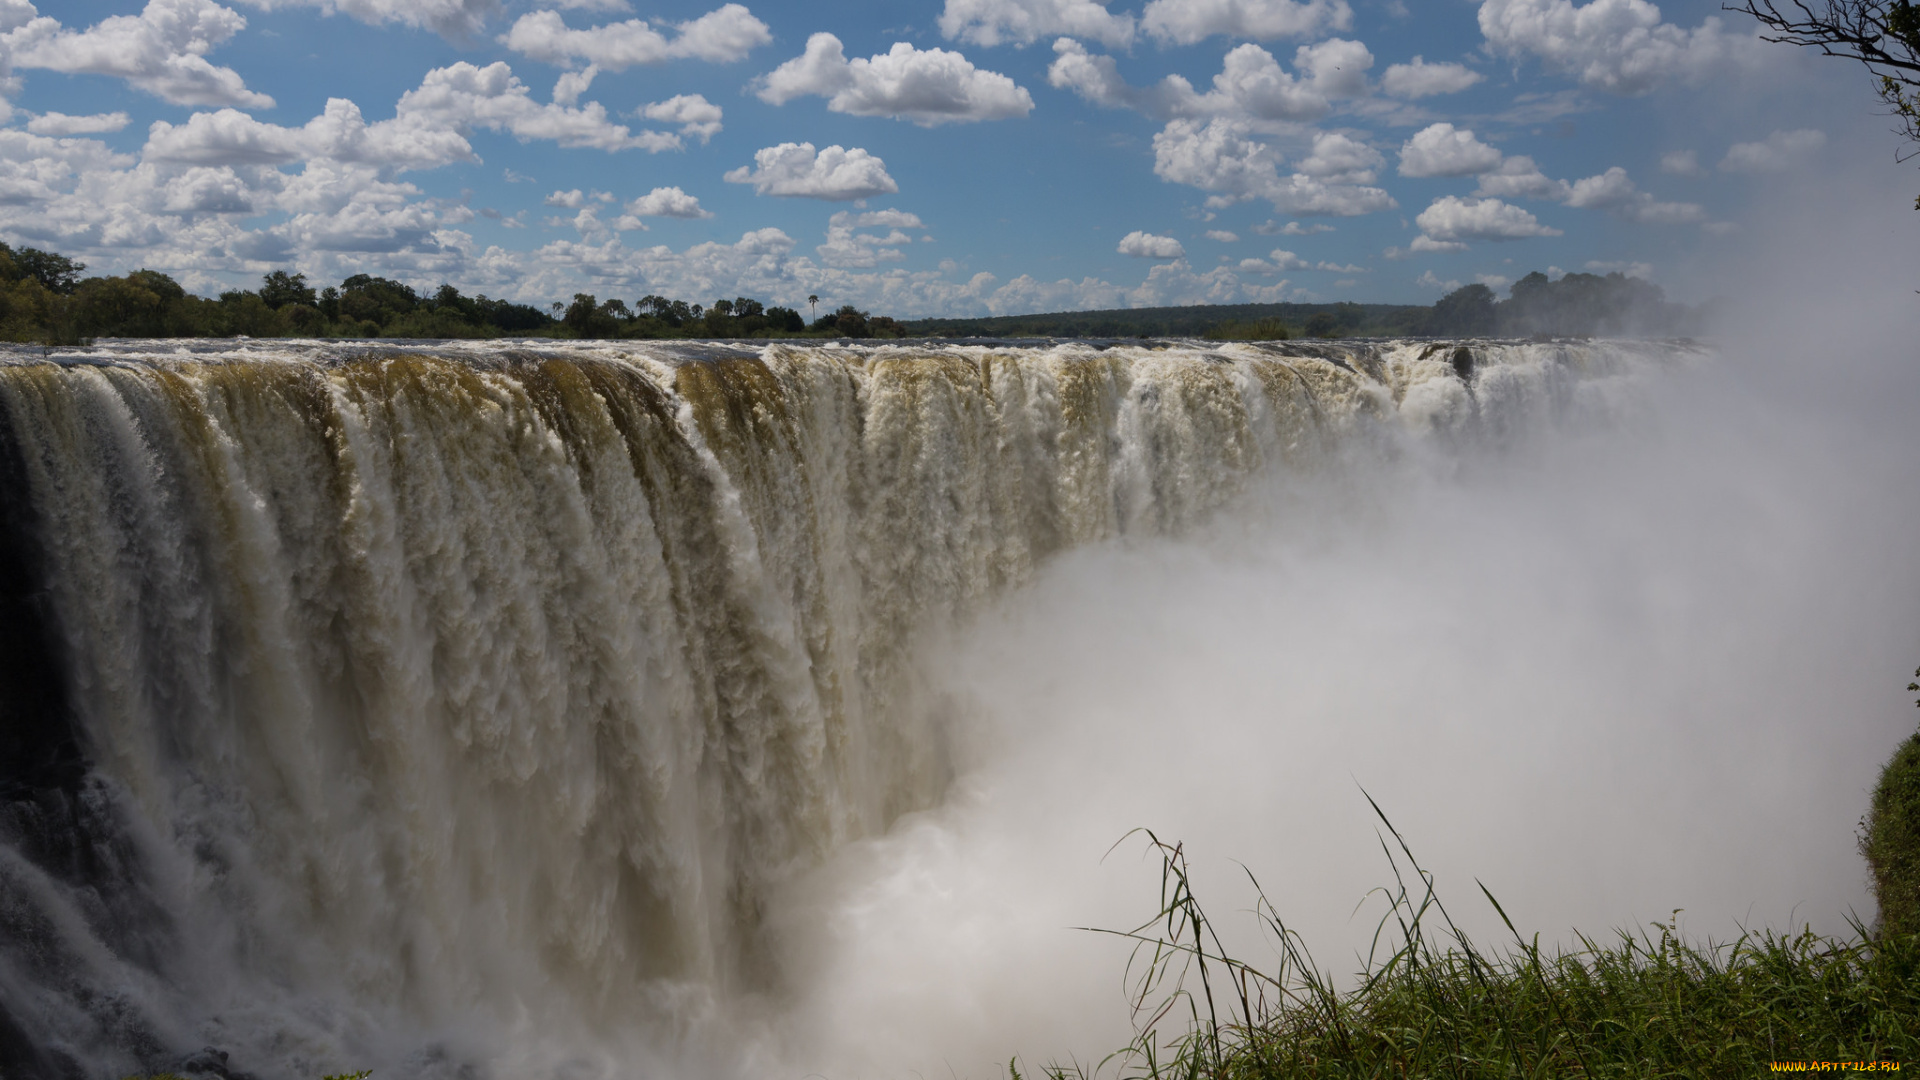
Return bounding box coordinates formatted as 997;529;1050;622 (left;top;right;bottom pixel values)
939;0;1135;48
620;185;711;221
724;142;899;200
756;34;1032;126
1471;154;1570;199
1151;116;1395;217
1659;148;1705;176
1476;0;1759;95
388;60;681;153
817;208;925;267
236;0;496;38
1563;165;1703;222
544;187;611;207
26;110;130;134
141;61;686;173
640;93;722;142
1379;56;1483;98
1415;269;1463;291
1258;219;1333;235
1204;228;1238;241
1296;131;1382;183
5;0;273;108
1409;235;1468;253
551;66;597;104
1048;37;1364;124
1140;0;1352;45
1292;37;1372;98
1719;128;1826;173
1397;122;1503;177
1415;195;1561;244
1236;247;1307;272
1117;230;1186;257
500;4;770;69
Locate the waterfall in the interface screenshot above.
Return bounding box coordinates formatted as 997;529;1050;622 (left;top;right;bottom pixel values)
0;337;1695;1079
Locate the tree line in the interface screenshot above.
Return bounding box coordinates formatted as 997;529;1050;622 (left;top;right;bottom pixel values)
0;240;1706;346
1426;271;1707;338
0;243;902;344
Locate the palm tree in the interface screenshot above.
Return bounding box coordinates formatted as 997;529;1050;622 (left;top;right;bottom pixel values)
807;294;818;321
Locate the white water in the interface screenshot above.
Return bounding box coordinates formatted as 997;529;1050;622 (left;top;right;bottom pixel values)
0;335;1834;1079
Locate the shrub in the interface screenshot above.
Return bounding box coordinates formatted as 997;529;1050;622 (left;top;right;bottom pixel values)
1862;669;1920;938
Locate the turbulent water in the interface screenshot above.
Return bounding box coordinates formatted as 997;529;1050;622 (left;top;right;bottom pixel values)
0;336;1694;1079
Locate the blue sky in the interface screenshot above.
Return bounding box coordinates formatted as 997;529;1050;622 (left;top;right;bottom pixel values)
0;0;1898;315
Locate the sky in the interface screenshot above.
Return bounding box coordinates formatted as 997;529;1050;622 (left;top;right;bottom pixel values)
0;0;1901;315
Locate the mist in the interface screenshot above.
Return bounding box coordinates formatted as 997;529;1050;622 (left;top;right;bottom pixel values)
752;147;1920;1078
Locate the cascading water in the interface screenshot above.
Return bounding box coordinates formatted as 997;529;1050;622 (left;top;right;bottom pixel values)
0;337;1695;1079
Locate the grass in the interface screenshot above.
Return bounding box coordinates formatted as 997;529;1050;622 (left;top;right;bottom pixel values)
1027;799;1920;1080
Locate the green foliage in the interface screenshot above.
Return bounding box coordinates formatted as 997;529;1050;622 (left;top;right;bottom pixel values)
1430;283;1498;336
259;269;317;310
1;242;86;293
1037;807;1920;1080
1861;670;1920;938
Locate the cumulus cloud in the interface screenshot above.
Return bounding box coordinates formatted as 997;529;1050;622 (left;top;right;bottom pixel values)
1467;155;1560;200
1562;165;1704;222
1140;0;1352;45
623;185;710;219
1397;122;1503;177
724;142;899;200
817;208;925;267
236;0;496;39
1293;37;1371;97
141;61;688;173
639;93;722;142
500;4;769;69
939;0;1135;48
1296;131;1383;183
1048;37;1367;123
1459;152;1702;224
1719;128;1826;173
1236;247;1308;272
543;187;610;207
1259;219;1332;235
4;0;273;108
1204;229;1239;241
1151;116;1395;216
27;111;130;134
1476;0;1760;95
755;34;1032;126
1379;56;1483;98
1415;194;1562;245
1117;230;1185;257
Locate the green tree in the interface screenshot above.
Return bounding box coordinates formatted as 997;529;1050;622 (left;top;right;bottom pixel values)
259;269;317;309
1429;283;1497;336
562;292;617;338
1;243;86;294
